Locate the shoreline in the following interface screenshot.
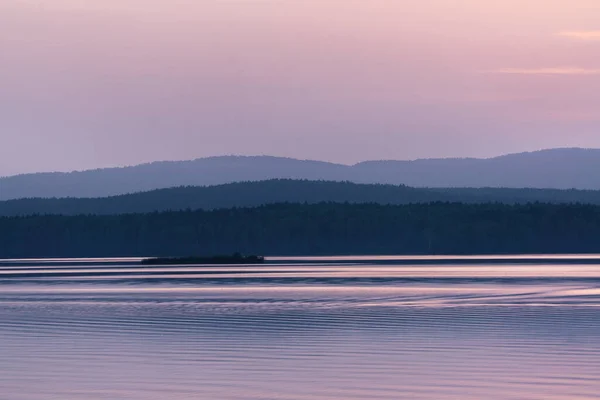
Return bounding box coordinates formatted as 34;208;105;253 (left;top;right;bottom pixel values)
3;254;600;267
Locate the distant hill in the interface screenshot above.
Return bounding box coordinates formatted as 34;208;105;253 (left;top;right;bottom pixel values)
3;179;600;217
2;148;600;200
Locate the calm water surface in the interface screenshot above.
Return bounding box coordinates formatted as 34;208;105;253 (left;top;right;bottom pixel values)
1;257;600;400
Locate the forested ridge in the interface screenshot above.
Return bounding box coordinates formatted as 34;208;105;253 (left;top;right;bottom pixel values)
3;179;600;217
2;202;600;258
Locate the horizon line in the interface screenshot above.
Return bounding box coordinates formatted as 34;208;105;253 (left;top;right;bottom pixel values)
0;146;597;179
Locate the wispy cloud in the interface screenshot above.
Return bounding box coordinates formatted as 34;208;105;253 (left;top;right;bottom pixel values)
557;31;600;41
488;68;600;75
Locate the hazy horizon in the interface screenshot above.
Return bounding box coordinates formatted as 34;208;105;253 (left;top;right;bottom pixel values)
0;146;597;177
2;0;600;176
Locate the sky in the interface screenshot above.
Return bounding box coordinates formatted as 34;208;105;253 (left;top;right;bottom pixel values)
1;0;600;176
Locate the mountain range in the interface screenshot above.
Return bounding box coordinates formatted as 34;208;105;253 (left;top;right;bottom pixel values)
1;148;599;200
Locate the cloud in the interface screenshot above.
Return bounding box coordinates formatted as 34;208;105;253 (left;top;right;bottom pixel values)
557;31;600;41
487;68;600;75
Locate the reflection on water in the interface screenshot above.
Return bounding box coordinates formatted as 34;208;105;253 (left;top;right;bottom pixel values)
1;258;600;400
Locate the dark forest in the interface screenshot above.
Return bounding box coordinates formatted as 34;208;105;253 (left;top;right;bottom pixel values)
2;202;599;258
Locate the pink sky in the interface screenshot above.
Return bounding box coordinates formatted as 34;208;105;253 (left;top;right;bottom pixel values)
1;0;599;175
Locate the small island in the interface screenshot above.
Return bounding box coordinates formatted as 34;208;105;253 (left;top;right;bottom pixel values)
141;253;265;265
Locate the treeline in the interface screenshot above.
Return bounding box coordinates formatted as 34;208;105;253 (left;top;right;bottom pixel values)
1;202;600;258
3;180;600;217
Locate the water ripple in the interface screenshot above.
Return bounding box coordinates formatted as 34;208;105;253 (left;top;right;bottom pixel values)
1;260;600;399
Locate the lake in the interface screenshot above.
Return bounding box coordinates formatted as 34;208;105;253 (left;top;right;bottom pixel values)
1;256;600;400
